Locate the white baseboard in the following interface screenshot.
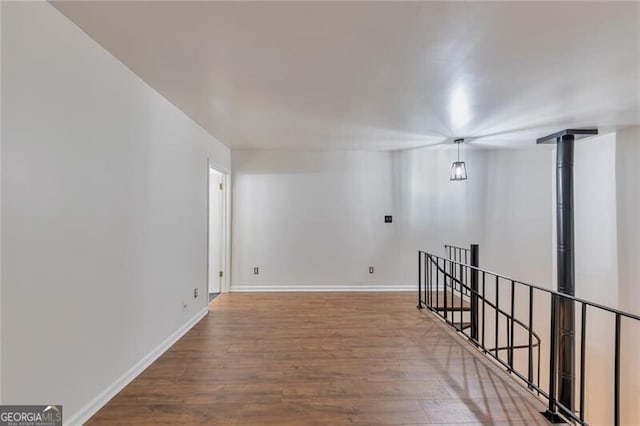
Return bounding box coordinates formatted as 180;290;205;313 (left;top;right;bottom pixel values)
231;284;416;292
65;308;208;426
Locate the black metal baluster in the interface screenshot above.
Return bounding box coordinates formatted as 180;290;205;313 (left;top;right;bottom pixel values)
436;258;440;317
464;249;468;289
495;276;499;357
417;252;422;309
614;314;621;426
453;252;457;326
509;280;515;370
422;253;426;308
546;294;559;420
429;256;433;308
424;254;428;307
459;264;464;334
538;337;541;394
528;286;534;388
482;271;486;352
430;256;433;308
470;245;479;343
425;255;429;308
506;316;510;371
444;260;449;323
579;303;586;422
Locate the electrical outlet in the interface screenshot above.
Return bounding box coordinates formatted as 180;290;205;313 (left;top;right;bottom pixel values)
254;267;259;275
384;215;392;223
369;266;374;274
194;288;198;298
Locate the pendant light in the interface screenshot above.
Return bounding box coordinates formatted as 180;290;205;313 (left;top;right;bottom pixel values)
450;138;468;181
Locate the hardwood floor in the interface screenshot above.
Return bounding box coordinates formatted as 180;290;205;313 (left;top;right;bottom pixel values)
88;292;549;425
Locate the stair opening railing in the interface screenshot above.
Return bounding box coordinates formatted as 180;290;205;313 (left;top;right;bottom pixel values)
417;246;640;426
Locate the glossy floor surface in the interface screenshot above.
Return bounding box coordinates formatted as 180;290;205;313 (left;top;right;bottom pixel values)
88;292;549;425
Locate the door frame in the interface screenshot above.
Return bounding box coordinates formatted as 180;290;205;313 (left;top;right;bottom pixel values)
207;159;231;294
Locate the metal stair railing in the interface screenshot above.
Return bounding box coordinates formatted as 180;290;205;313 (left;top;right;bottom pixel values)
417;247;640;426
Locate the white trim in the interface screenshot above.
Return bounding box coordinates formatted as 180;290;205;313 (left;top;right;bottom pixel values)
231;284;415;292
65;308;208;426
207;158;230;175
207;160;231;294
222;173;231;293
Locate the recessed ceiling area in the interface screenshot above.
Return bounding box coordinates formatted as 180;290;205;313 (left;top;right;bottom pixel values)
52;1;640;150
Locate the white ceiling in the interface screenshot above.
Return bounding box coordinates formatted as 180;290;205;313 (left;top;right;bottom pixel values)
52;1;639;150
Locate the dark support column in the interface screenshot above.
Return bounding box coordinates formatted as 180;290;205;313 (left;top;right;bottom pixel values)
417;251;423;309
556;134;575;412
470;244;480;342
537;128;596;420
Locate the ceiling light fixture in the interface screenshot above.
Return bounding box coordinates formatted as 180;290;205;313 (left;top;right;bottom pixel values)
450;138;468;181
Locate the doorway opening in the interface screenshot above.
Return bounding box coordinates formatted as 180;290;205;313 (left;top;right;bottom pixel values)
208;165;227;301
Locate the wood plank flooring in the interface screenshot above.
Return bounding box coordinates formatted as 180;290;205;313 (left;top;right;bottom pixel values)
87;292;549;425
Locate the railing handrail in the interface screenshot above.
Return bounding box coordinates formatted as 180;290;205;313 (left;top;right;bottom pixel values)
421;250;640;321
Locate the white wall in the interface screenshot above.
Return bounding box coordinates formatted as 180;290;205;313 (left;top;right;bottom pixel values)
232;150;402;290
616;127;640;315
481;148;554;286
615;127;640;424
231;146;492;291
230;145;554;291
574;133;619;307
391;146;489;284
571;133;619;424
1;2;230;423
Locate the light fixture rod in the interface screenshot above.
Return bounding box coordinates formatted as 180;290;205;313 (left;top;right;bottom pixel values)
454;138;464;161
